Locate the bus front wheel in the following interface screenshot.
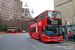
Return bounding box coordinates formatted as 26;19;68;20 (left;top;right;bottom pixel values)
38;35;41;41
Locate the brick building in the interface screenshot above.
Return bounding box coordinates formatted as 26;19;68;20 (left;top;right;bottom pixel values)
0;0;33;30
22;8;33;30
0;0;22;26
54;0;75;33
0;0;22;20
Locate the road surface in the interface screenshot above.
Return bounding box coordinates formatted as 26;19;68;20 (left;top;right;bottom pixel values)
0;33;75;50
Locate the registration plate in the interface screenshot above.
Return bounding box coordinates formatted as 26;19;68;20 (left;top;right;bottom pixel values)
54;40;58;41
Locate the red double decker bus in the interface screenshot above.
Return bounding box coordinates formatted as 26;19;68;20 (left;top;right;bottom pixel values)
29;10;63;42
6;27;18;33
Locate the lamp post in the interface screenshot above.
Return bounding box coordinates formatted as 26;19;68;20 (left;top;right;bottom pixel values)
66;18;70;34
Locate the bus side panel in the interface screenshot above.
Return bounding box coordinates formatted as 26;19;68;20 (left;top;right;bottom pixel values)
29;18;46;41
32;32;35;38
37;26;42;40
34;33;39;39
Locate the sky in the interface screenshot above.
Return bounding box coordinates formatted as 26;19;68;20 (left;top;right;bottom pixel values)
20;0;54;18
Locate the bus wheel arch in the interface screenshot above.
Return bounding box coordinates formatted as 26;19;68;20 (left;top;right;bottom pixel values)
38;35;41;41
30;33;32;37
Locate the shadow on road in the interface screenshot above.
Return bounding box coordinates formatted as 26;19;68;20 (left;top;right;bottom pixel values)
43;41;63;44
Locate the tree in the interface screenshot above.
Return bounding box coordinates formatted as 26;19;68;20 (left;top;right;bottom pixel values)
25;29;29;32
0;19;4;31
3;24;12;31
0;19;2;23
0;19;12;31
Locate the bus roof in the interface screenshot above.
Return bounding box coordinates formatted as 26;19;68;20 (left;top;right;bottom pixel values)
30;10;60;22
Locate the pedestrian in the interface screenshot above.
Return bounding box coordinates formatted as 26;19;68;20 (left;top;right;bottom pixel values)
68;31;72;41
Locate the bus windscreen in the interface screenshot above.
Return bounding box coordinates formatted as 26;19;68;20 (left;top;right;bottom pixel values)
46;26;62;36
47;11;61;18
7;29;15;31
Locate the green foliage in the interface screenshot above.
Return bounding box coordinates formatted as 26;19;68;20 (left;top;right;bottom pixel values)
0;19;12;31
25;29;29;32
3;24;12;31
4;24;12;27
0;19;4;31
0;23;4;31
0;19;2;23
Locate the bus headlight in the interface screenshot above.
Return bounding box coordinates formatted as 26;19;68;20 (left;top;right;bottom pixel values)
48;37;50;39
47;36;50;39
61;36;63;38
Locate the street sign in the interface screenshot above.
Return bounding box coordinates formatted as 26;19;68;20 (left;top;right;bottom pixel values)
67;18;69;20
65;21;67;24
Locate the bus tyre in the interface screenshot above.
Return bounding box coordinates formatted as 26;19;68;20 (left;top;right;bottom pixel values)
38;35;41;41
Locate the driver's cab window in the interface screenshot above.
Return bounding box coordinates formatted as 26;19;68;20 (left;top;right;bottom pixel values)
42;27;45;33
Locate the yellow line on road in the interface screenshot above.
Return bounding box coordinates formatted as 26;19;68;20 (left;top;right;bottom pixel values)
62;41;75;46
46;41;75;45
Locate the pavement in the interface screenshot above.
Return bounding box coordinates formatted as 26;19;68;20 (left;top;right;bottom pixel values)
0;32;6;33
63;38;75;44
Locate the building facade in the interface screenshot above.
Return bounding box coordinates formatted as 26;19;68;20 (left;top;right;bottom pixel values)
22;8;32;18
22;8;33;30
54;0;75;33
0;0;33;30
0;0;22;29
